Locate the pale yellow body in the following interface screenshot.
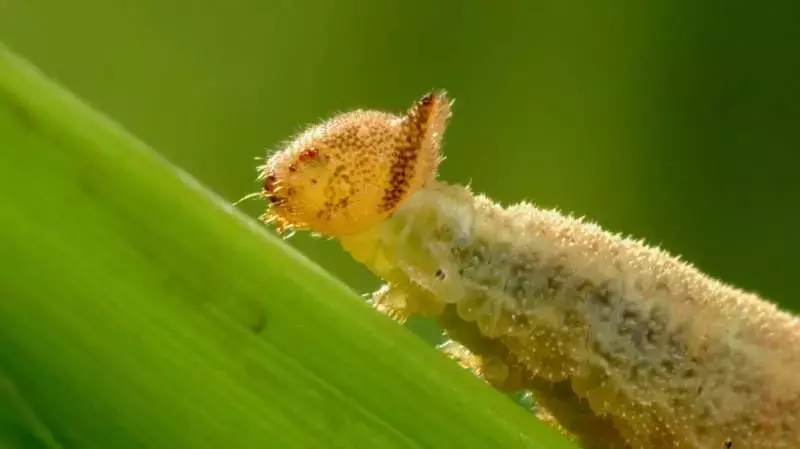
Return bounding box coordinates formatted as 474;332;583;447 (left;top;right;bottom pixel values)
340;183;800;448
258;92;800;448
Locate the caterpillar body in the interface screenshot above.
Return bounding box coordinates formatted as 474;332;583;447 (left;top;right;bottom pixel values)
256;92;800;449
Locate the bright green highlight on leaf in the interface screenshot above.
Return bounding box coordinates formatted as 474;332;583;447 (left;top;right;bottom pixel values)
0;43;577;448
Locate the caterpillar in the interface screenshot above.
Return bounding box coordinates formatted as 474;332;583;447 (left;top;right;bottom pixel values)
255;92;800;449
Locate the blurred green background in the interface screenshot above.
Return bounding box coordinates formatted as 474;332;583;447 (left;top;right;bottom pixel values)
1;0;797;321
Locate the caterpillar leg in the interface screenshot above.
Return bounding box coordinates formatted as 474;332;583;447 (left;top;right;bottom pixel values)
367;287;588;443
367;284;412;324
437;340;513;388
367;282;447;324
436;339;582;443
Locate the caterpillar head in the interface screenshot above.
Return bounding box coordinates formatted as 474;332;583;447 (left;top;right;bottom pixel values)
259;91;452;237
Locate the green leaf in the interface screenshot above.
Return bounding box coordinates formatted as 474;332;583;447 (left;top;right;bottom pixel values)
0;43;577;449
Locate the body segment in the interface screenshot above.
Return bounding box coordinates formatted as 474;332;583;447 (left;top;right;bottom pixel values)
340;182;800;448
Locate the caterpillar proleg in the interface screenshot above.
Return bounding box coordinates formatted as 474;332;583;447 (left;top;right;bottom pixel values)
255;92;800;449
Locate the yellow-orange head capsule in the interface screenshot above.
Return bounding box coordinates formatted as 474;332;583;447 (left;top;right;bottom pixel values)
259;92;452;236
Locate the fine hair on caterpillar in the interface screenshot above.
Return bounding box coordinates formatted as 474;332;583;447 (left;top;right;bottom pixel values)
256;92;449;236
253;92;800;449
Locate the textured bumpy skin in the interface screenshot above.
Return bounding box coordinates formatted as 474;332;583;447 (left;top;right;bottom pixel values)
340;183;800;448
258;93;800;449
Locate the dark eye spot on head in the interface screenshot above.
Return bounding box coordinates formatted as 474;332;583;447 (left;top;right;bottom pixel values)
724;439;732;448
264;174;278;192
434;269;446;280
